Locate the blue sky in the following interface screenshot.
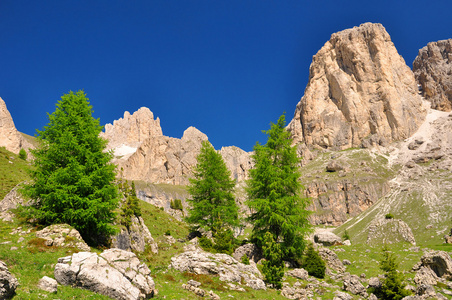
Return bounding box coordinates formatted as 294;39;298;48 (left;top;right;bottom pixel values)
1;1;451;151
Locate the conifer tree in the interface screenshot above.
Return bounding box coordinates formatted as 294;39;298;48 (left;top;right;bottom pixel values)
24;91;118;244
186;140;239;234
247;114;311;262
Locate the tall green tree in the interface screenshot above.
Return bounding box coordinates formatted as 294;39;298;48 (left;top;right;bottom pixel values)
247;114;311;262
24;91;119;244
186;140;239;234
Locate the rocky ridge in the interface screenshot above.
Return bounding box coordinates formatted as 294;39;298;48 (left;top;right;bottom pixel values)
413;39;452;111
0;98;31;154
288;22;426;150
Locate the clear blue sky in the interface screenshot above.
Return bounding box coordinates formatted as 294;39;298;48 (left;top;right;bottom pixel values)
1;1;451;151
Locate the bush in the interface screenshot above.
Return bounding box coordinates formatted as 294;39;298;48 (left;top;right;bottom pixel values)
343;229;350;240
302;244;326;279
385;213;394;219
241;255;250;265
213;228;236;255
19;148;27;160
170;199;183;211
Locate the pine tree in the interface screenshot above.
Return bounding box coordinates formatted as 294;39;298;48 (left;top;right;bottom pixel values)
302;244;326;279
23;91;118;244
261;232;284;289
247;114;311;261
186;140;239;234
370;246;411;300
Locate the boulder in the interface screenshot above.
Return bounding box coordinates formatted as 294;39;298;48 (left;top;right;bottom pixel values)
169;249;265;290
319;248;346;274
0;185;28;222
415;250;452;281
232;243;262;263
35;224;90;251
333;290;353;300
343;274;367;297
0;261;19;299
288;22;426;149
285;268;309;280
54;249;155;300
314;231;342;246
413;39;452;111
281;285;310;299
414;266;438;285
37;276;58;293
111;215;158;254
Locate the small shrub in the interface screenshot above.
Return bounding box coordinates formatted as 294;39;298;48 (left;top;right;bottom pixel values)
262;232;284;289
19;148;27;160
241;255;250;265
302;244;326;279
385;213;394;219
343;229;350;241
165;230;171;236
213;228;236;255
170;199;183;211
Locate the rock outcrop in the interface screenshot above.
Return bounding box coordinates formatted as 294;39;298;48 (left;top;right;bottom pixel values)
54;249;156;300
0;97;29;154
288;22;426;149
169;248;266;290
413;250;452;285
36;224;90;251
101;107;163;150
0;260;19;299
413;39;452;111
103;107;252;185
111;216;158;254
367;218;416;245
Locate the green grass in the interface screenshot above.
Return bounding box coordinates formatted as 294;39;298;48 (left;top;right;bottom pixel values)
0;147;32;200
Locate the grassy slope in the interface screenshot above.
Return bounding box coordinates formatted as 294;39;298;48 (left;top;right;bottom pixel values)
0;147;31;199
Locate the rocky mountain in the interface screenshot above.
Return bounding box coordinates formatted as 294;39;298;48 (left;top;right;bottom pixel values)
103;110;251;185
288;23;426;150
0;97;31;154
413;39;452;111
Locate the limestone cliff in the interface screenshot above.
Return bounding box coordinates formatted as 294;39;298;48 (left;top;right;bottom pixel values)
288;23;426;149
413;39;452;111
0;97;30;154
101;107;163;150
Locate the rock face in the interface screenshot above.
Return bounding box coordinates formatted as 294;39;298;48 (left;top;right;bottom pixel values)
35;224;90;251
0;97;28;154
169;248;266;290
101;107;163;150
288;22;426;149
0;260;19;299
413;250;452;285
111;216;158;254
413;39;452;111
103;107;251;185
54;249;155;300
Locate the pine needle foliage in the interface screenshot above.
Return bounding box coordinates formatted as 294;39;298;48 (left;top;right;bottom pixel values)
246;114;311;262
119;180;142;228
23;91;119;244
371;246;411;300
261;232;284;289
301;244;326;279
186;140;239;234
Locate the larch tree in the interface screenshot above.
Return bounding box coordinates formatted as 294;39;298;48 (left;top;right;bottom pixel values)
24;91;119;244
247;114;311;262
186;140;239;235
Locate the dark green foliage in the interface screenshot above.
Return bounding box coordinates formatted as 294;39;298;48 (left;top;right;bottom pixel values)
119;180;142;228
370;246;411;300
186;140;239;233
23;91;119;244
212;227;236;255
19;148;27;160
170;199;183;211
247;114;311;262
165;230;171;236
301;244;326;279
261;232;284;289
241;254;250;265
343;229;350;241
385;213;394;219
